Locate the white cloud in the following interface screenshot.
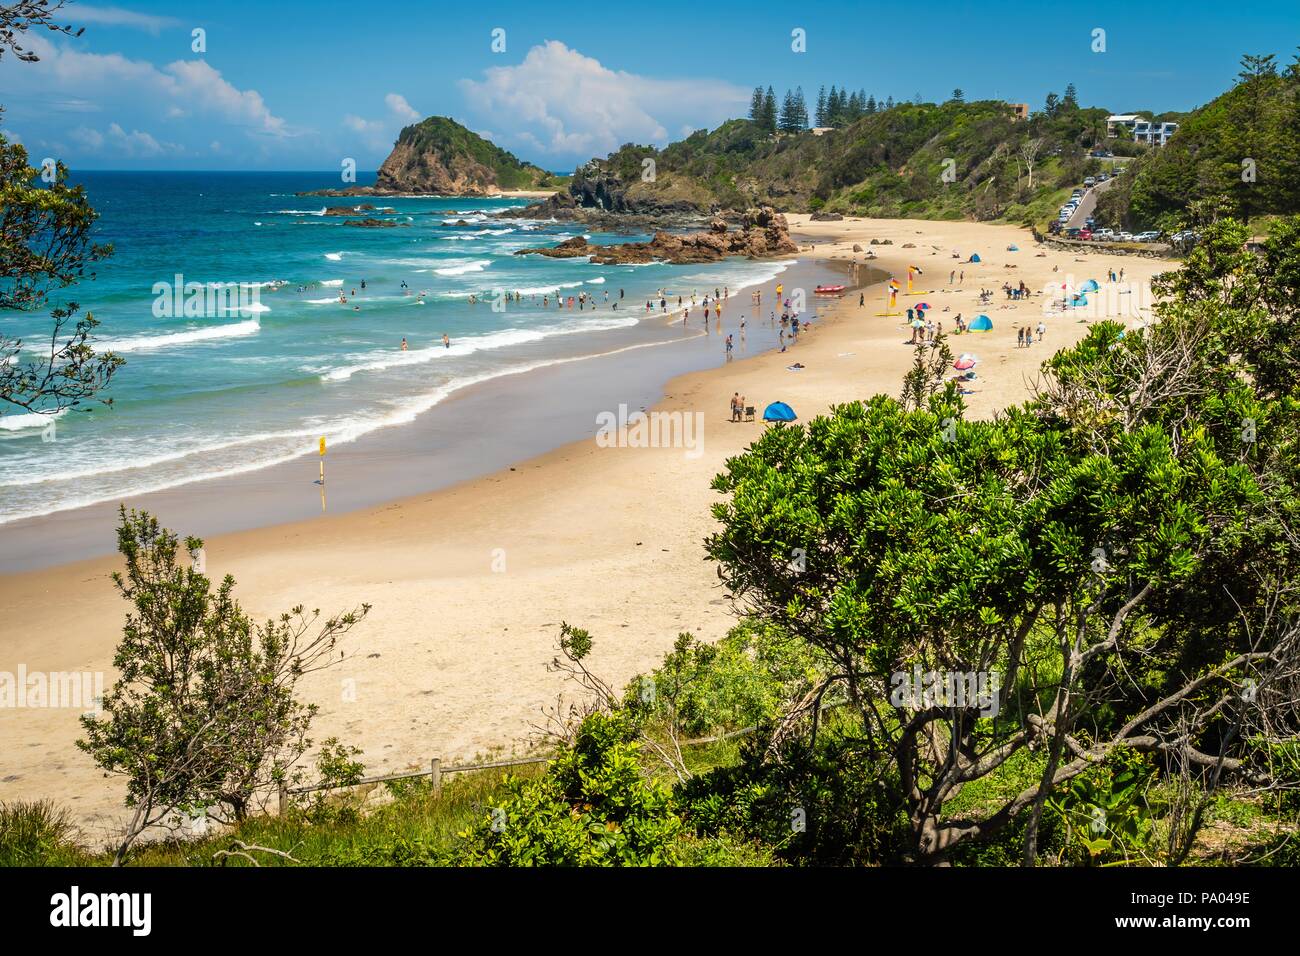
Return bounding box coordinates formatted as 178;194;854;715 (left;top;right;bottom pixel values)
341;93;424;151
385;93;420;122
70;122;180;158
2;34;291;139
164;59;287;137
72;5;182;34
457;41;748;160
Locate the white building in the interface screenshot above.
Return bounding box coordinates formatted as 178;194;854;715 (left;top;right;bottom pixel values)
1133;119;1179;147
1106;114;1144;138
1106;114;1179;147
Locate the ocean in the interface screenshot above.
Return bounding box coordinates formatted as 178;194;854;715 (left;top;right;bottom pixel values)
0;171;802;526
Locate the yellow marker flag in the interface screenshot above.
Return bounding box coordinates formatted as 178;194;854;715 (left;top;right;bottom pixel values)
319;437;326;456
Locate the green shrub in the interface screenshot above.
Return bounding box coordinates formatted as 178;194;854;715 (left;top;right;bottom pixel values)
448;712;684;866
0;801;89;867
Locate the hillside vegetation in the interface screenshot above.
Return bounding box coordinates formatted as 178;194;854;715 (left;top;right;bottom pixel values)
1095;53;1300;231
574;99;1115;225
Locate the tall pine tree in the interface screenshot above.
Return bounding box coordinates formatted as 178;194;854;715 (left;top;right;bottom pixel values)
762;86;778;132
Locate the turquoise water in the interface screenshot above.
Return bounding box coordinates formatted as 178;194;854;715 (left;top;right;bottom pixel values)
0;172;793;524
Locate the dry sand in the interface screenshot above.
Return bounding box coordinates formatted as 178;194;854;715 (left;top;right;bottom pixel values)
0;216;1172;840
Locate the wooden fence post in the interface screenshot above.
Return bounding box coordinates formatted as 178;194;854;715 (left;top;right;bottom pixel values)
430;758;442;796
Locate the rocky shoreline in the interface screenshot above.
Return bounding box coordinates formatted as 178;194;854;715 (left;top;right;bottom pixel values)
515;206;799;265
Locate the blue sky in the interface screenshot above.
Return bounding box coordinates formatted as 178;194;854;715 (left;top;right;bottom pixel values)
1;0;1294;171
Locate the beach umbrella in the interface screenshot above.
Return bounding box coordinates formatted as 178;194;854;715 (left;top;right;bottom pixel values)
953;355;977;370
968;314;993;332
915;302;932;310
762;401;797;422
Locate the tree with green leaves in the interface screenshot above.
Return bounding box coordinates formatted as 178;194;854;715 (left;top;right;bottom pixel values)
950;88;965;104
748;85;765;123
79;508;370;864
0;0;81;61
761;86;778;133
705;215;1300;864
1;2;122;419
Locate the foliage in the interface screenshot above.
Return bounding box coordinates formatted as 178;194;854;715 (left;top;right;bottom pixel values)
703;214;1300;863
1;103;121;417
678;714;911;865
1124;51;1300;227
0;800;90;866
293;738;367;826
574;96;1106;221
449;712;685;866
1047;751;1159;865
78;507;369;864
623;619;823;737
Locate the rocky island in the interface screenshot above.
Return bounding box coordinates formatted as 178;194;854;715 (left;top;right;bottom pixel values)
299;116;561;198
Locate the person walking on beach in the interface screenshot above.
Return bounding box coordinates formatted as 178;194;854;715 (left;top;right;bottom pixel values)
859;292;865;307
1017;327;1025;348
725;334;734;361
442;333;450;348
1036;321;1046;342
731;392;742;422
401;337;408;350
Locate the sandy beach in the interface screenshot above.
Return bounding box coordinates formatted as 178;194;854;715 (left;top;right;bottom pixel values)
0;216;1172;839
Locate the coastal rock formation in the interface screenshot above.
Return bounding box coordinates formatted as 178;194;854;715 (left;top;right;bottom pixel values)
516;206;798;265
811;211;844;221
342;218;406;229
299;116;556;197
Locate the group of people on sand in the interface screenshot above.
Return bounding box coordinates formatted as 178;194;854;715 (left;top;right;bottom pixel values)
1003;281;1031;300
1016;323;1047;347
729;392;750;422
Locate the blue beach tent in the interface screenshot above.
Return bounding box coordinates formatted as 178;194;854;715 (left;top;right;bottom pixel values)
970;253;982;263
762;401;797;422
1081;278;1100;292
968;314;993;332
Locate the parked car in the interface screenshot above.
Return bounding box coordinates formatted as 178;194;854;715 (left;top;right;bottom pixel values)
1085;217;1096;228
1083;176;1096;187
1093;228;1115;241
1079;228;1093;240
1097;173;1109;182
1072;188;1084;197
1134;231;1161;242
1117;231;1136;241
1066;227;1082;239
